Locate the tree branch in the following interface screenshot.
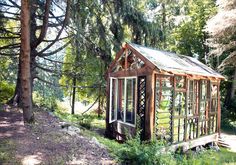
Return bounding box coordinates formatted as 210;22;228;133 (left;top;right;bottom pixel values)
33;0;51;48
37;0;71;56
0;2;18;8
0;43;20;50
0;36;19;39
42;35;71;42
39;39;71;57
40;57;65;64
8;0;20;8
0;52;19;56
0;15;20;21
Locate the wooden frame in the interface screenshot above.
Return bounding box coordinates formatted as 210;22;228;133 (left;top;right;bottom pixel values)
106;43;224;148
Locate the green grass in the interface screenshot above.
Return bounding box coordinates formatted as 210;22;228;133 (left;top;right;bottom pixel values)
176;147;236;165
0;139;20;164
54;110;105;130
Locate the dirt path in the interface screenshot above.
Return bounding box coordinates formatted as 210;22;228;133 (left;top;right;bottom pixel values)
0;107;115;165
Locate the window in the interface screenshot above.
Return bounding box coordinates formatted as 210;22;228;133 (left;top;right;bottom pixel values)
155;76;173;142
188;80;196;116
126;79;136;124
117;79;125;121
211;84;218;112
109;77;137;126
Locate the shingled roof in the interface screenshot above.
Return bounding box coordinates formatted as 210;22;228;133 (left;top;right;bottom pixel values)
129;43;225;79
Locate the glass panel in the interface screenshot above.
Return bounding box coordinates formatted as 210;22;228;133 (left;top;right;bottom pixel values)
161;76;172;88
188;80;195;116
211;84;218;98
174;92;185;116
176;76;185;88
111;78;117;121
173;118;185;143
160;90;173;112
117;79;125;121
200;80;208;119
201;81;207;100
126;79;136;124
211;84;218;112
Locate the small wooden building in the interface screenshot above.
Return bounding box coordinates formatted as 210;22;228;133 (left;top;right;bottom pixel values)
105;43;224;149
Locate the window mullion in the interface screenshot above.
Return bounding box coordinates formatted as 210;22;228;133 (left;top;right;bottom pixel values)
124;78;127;123
115;78;118;121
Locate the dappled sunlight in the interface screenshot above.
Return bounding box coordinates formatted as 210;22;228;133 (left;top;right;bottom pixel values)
0;109;26;139
68;157;86;164
21;152;43;165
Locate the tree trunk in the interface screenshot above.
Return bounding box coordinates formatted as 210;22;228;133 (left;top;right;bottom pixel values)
8;51;36;106
71;77;76;114
7;61;21;106
98;84;101;117
231;67;236;99
8;1;38;106
20;0;34;122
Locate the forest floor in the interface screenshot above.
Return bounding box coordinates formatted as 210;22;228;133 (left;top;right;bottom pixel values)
0;106;116;165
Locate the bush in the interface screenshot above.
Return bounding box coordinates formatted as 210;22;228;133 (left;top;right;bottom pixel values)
114;134;176;165
33;91;57;111
0;81;14;103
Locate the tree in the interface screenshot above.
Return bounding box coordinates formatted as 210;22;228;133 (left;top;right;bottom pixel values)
20;0;34;122
0;0;71;107
59;0;166;115
205;0;236;111
168;0;216;62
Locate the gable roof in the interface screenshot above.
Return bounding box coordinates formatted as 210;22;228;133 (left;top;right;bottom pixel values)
128;43;225;79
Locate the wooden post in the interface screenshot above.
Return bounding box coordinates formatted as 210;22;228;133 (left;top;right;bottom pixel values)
207;81;211;135
196;80;201;138
217;80;221;136
170;77;176;143
145;73;155;140
184;78;188;141
125;48;128;70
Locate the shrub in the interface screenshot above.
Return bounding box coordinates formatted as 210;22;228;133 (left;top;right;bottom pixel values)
114;134;176;165
0;81;14;103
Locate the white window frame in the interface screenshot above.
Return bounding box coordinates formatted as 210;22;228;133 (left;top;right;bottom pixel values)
109;77;117;123
109;76;137;127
